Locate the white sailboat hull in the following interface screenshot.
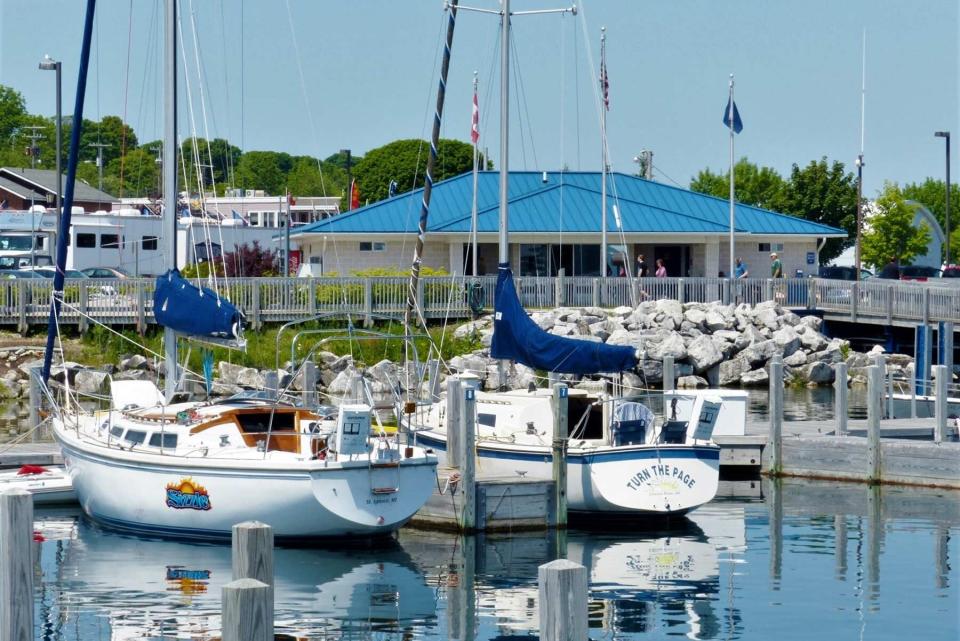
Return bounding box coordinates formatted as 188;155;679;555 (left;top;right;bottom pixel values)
415;430;719;515
56;425;437;540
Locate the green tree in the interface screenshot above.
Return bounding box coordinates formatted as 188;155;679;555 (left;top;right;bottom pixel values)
180;137;241;191
772;158;858;265
0;85;27;144
78;115;138;166
104;147;160;198
234;151;292;195
861;182;930;269
352;138;481;203
689;157;786;209
902;178;960;262
286;156;346;198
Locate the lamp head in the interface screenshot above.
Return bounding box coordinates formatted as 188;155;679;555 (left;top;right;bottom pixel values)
38;55;59;71
935;131;950;139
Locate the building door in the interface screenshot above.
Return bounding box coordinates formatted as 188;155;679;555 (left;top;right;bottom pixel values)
654;245;687;277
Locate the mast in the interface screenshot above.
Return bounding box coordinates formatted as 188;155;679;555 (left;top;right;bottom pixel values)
163;0;179;400
728;74;735;280
600;27;607;277
854;30;866;281
471;71;479;276
404;0;459;330
41;0;97;384
498;0;510;265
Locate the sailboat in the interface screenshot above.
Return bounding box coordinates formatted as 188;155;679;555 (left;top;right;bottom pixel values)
401;1;725;516
46;0;437;540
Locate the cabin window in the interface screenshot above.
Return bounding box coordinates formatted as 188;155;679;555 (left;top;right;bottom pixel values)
143;236;158;251
110;425;123;438
123;430;147;445
758;243;784;252
101;234;120;248
148;432;178;448
477;413;496;427
359;242;386;252
236;411;295;433
77;233;96;248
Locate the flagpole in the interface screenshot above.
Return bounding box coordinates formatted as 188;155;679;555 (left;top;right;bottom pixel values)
600;27;608;277
471;71;479;276
728;74;735;280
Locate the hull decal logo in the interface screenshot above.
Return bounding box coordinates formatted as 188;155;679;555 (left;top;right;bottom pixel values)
165;477;212;511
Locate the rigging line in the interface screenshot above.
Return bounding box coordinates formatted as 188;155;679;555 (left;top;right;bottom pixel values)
573;11;581;170
507;28;529;170
283;0;328;197
218;0;235;189
575;1;606;148
509;26;539;170
652;165;684;188
187;0;230;287
558;13;567;269
177;8;218;294
117;0;135;198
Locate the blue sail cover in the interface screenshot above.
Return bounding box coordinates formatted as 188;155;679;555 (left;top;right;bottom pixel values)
490;264;638;374
153;269;243;340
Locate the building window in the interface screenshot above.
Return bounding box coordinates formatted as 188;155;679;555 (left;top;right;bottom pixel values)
758;243;784;252
359;242;386;252
101;234;120;248
519;244;550;276
77;233;96;248
195;242;222;262
142;236;158;251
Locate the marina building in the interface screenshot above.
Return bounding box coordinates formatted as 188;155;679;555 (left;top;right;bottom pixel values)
0;167;117;212
289;171;846;278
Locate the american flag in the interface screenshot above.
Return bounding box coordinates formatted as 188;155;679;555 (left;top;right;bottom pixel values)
600;60;609;111
471;89;480;144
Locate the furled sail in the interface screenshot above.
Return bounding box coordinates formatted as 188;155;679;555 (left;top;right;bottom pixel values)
153;269;243;340
490;264;638;374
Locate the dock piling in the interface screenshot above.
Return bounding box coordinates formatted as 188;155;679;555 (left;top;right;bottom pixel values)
768;359;783;474
0;489;33;641
867;365;883;482
460;385;477;531
933;365;948;443
222;578;272;641
446;377;462;468
538;559;588;641
663;355;675;392
552;383;569;531
834;362;848;436
28;366;42;441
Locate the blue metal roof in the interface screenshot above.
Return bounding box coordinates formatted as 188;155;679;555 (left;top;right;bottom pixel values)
291;171;847;237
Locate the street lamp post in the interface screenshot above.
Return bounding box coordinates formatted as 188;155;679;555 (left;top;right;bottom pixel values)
935;131;951;266
38;55;62;218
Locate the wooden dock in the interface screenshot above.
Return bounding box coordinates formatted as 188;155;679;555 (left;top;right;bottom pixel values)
0;442;61;468
408;466;557;533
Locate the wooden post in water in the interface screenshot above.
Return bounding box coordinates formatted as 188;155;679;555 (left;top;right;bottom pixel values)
538;559;588;641
768;359;784;475
302;361;318;408
448;533;477;641
866;486;882;602
663;355;675;392
428;358;441;402
936;523;950;590
222;578;272;641
460;385;477;532
834;514;848;579
768;478;783;585
0;489;33;641
933;365;948;443
264;370;279;401
834;361;848;436
28;365;42;441
867;365;883;483
552;383;569;532
446;376;462;468
232;521;274;605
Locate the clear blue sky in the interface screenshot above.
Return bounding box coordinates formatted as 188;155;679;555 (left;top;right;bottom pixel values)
1;0;956;197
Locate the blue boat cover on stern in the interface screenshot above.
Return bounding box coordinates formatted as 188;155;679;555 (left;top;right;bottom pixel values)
490;264;638;374
153;269;243;340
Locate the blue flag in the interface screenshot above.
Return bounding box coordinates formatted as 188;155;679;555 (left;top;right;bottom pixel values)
722;97;743;134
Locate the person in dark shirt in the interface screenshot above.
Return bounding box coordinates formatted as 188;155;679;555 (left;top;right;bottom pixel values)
635;254;648;278
878;256;900;279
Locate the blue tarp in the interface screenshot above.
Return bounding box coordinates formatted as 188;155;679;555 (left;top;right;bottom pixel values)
153;269;243;340
490;263;638;375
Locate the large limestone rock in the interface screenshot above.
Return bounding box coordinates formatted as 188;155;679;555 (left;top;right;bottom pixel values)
719;356;749;385
606;328;644;349
704;311;728;332
638;359;663;383
802;361;835;384
686;335;724;373
677;375;708;389
741;339;780;367
655;299;684;328
237;367;265;389
75;369;108;396
683;308;707;327
119;354;149;371
647;333;687;361
783;350;808;367
740;368;770;386
772;326;801;357
218;362;244;385
754;307;780;331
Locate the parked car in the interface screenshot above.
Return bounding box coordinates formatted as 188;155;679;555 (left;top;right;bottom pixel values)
81;267;131;279
899;265;942;282
941;265;960;279
0;269;48;279
818;266;873;280
23;267;90;279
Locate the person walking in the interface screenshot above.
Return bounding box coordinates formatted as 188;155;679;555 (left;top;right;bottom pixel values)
735;257;749;279
770;252;783;278
636;254;648;278
878;256;900;279
655;258;667;278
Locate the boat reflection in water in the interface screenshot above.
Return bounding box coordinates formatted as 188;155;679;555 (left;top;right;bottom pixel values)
400;504;746;640
36;509;438;640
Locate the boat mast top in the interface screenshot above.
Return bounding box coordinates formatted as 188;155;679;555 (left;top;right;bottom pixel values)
498;0;511;265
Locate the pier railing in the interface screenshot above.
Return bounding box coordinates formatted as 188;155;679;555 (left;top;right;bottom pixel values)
0;275;956;331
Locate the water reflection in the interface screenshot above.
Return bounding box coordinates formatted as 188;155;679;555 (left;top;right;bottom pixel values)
32;479;959;640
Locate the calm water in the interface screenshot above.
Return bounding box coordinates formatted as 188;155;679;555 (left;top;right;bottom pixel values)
32;479;959;640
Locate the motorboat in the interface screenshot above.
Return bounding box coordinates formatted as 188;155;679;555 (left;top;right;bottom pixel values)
0;464;76;504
